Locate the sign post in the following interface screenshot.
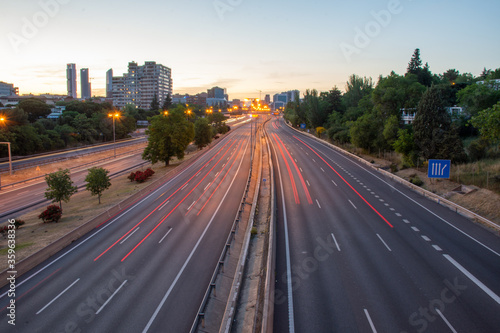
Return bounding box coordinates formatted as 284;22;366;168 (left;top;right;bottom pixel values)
428;159;451;179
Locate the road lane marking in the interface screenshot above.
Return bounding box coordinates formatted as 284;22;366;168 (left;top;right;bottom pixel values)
364;309;378;333
36;278;80;315
403;219;410;224
443;254;500;305
395;213;402;217
316;199;321;209
159;228;173;244
376;234;392;252
432;245;442;251
421;235;431;242
411;226;420;232
269;137;296;333
331;233;341;252
187;201;196;211
196;172;201;177
158;201;170;211
120;227;140;244
320;167;325;172
306;180;310;187
96;280;127;315
348;200;357;209
435;308;458;333
181;183;189;190
331;179;337;186
204;183;210;191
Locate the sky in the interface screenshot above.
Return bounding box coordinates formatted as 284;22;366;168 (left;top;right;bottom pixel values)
1;0;499;100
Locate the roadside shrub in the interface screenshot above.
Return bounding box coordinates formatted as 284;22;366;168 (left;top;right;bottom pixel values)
128;168;155;183
13;219;25;229
144;168;155;178
128;172;136;182
409;175;424;187
38;205;63;223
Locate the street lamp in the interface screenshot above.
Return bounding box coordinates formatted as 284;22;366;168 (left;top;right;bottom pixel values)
0;117;13;190
108;112;120;158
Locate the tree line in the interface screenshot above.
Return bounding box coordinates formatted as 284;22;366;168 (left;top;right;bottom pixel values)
284;49;500;166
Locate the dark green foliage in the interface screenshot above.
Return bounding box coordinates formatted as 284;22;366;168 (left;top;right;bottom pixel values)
413;86;466;162
194;117;212;149
162;94;172;110
142;105;195;166
38;205;63;223
44;169;78;209
85;167;112;204
18;98;51;122
150;94;160;111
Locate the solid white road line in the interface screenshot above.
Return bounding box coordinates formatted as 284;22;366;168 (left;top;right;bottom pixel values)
364;309;378;333
443;254;500;305
376;234;392;252
435;308;458;333
36;278;80;315
159;228;173;244
331;233;341;252
96;280;127;315
269;136;296;333
120;227;140;244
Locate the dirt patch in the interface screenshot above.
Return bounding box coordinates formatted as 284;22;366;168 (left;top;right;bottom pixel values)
395;168;500;226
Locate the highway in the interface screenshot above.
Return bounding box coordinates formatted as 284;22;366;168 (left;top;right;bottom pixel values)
0;150;147;220
0;137;147;174
0;121;253;332
267;117;500;332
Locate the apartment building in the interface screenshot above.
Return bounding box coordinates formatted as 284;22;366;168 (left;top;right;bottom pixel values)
111;61;172;109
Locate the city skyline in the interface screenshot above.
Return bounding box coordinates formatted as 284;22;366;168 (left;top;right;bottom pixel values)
1;0;499;100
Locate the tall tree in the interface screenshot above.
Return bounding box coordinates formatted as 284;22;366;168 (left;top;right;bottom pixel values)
142;105;194;166
413;86;465;161
44;169;78;209
343;74;373;109
194;117;212;149
85;167;111;204
150;93;160;111
470;102;500;146
162;94;172;110
406;48;422;75
18;98;51;123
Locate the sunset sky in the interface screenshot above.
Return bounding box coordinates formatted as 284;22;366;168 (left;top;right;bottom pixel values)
1;0;499;100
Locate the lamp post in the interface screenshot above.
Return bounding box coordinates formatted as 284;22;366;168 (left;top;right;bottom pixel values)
108;112;119;158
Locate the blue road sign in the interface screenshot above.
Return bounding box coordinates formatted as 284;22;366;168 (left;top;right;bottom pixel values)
428;159;451;179
300;123;306;129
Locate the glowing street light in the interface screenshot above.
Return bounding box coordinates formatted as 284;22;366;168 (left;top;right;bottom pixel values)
0;117;13;183
108;112;120;158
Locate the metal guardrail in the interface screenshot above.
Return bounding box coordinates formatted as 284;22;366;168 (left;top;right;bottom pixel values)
286;121;500;234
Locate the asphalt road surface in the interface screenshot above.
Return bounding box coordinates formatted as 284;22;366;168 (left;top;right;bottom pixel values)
267;117;500;333
0;121;254;332
0;151;148;221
